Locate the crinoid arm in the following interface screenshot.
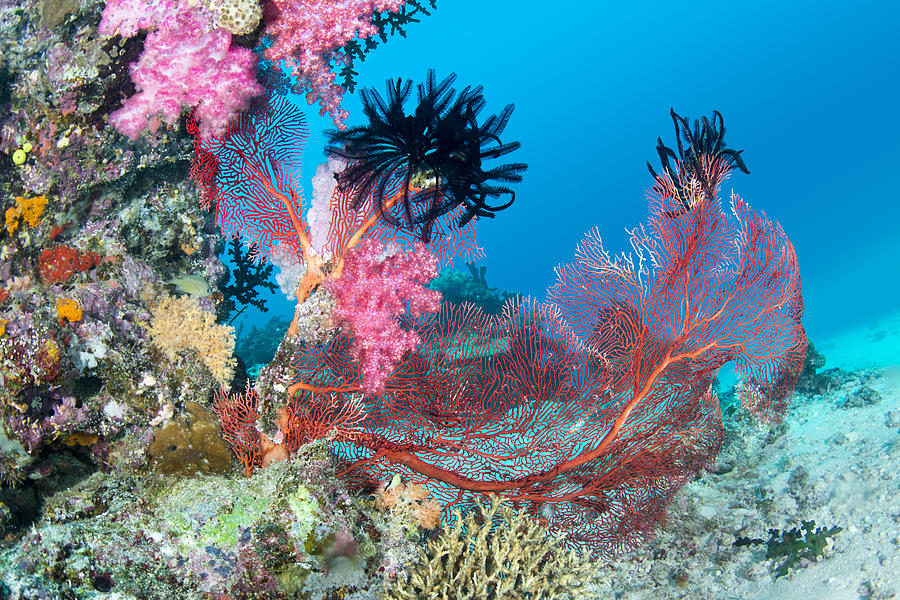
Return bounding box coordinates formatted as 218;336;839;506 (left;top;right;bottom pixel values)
324;69;527;242
647;109;749;213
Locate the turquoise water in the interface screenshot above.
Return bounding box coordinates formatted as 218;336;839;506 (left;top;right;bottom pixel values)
237;0;900;347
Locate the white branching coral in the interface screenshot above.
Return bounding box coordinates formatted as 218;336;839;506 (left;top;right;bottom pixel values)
380;496;603;600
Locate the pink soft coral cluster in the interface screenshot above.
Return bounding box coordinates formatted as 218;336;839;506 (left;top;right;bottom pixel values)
264;0;406;128
325;238;440;394
99;0;262;139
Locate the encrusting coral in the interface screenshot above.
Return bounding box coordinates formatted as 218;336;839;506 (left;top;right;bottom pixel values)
202;0;262;35
380;496;603;600
147;400;234;476
55;297;82;323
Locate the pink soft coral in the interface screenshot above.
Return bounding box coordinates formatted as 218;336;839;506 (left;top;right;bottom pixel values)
99;0;262;139
325;238;440;394
263;0;406;128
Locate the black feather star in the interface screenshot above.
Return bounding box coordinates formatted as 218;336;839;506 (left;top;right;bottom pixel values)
648;109;750;212
324;70;528;242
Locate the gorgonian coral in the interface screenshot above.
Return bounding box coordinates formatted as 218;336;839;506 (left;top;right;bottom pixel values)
324;69;527;243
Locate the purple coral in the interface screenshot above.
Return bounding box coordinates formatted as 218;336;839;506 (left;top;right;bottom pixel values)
8;396;90;453
98;0;262;139
325;239;440;394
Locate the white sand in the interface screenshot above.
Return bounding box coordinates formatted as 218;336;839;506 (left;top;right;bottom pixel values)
587;313;900;599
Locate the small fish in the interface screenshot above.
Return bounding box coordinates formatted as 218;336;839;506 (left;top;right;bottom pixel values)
166;275;212;299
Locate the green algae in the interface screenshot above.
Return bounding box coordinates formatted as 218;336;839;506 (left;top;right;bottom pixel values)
0;437;393;598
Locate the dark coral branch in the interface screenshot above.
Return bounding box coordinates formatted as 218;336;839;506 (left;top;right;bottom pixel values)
324;69;527;243
217;237;277;323
647;109;750;211
336;0;438;92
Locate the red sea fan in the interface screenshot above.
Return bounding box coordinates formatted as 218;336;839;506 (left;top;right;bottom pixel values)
212;109;804;557
283;112;804;556
212;383;262;476
285;297;726;555
189;94;310;263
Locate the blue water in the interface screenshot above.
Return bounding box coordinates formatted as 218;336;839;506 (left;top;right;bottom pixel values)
236;0;900;347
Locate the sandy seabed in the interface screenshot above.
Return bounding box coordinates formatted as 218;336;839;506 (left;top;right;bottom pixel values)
588;312;900;600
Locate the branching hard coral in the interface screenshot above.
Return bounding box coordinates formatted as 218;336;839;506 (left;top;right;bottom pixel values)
380;496;602;600
325;70;528;243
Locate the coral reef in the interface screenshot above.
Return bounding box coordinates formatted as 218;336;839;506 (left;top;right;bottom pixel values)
240;110;801;560
0;448;436;598
0;0;833;594
0;0;498;596
0;0;241;535
381;496;603;599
